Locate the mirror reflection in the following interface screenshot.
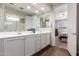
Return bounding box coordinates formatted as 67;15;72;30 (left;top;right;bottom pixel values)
0;3;50;32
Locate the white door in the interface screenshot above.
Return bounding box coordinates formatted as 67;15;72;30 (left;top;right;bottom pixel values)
68;4;77;56
4;37;24;56
25;35;35;56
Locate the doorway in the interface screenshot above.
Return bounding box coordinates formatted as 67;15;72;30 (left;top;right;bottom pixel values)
54;4;68;50
55;20;68;50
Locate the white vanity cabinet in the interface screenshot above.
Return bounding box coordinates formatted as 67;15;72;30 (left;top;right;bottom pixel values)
46;33;50;46
25;35;36;56
35;34;41;52
4;37;24;56
40;33;50;50
24;33;50;56
40;33;47;49
0;32;51;56
0;40;4;56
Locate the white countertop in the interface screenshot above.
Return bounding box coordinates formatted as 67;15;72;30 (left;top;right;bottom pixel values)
0;31;51;39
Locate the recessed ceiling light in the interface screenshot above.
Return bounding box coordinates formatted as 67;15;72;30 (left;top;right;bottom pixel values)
27;6;31;9
35;10;39;13
41;7;45;10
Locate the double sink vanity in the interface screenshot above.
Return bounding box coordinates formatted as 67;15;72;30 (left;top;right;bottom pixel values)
0;4;51;56
0;31;51;56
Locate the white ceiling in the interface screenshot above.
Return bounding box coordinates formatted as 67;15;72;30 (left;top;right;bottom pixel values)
4;3;51;16
1;3;67;18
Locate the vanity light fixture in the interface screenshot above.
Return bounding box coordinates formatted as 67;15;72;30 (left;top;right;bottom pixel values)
6;16;19;22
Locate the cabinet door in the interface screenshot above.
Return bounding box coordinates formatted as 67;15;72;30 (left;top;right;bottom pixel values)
4;37;24;56
40;34;47;49
25;35;35;56
0;40;4;56
35;34;41;52
46;33;50;45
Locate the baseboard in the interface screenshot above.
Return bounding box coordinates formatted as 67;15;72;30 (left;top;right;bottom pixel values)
77;53;79;56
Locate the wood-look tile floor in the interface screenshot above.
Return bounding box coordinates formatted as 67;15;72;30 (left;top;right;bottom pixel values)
55;37;67;50
34;46;70;56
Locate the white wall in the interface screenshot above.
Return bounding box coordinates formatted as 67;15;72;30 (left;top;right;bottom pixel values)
50;5;55;46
